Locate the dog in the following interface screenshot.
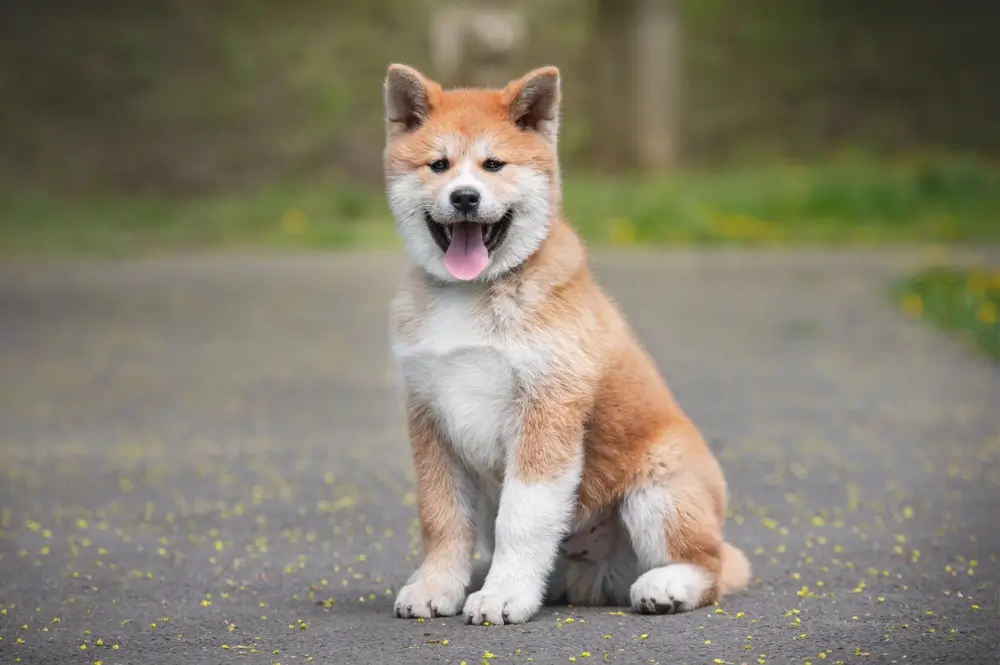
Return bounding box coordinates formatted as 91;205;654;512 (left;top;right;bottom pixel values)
382;63;750;625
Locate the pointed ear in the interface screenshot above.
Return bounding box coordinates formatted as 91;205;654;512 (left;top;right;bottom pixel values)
503;66;561;143
384;64;438;137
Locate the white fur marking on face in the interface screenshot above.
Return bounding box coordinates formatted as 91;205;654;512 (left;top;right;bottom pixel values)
387;172;445;279
483;163;551;280
385;129;555;283
448;158;487;193
431;156;506;226
463;458;582;625
629;563;712;614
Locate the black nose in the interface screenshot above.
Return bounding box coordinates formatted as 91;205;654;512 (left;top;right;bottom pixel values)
449;187;481;214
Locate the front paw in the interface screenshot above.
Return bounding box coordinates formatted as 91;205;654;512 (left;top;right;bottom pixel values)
394;580;466;619
463;587;541;625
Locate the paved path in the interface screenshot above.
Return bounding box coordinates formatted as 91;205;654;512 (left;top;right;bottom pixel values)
0;249;997;665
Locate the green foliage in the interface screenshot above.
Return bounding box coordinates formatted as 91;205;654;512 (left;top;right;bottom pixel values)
2;1;998;195
893;266;1000;361
567;155;1000;245
1;156;997;258
0;182;396;258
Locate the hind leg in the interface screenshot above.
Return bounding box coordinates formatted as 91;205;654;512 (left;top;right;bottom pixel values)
619;476;724;614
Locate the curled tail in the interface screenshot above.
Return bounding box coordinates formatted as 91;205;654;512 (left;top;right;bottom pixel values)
719;541;751;596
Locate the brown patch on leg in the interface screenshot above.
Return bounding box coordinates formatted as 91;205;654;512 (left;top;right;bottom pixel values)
512;387;588;483
576;340;685;513
408;402;476;582
624;429;730;612
656;448;726;607
665;502;723;607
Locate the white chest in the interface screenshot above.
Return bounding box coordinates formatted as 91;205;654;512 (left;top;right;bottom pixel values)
392;291;541;474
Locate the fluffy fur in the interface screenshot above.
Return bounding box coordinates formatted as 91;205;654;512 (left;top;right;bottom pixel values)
383;63;750;625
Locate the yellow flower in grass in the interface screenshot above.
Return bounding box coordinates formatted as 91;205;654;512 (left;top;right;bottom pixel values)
966;269;988;296
851;226;876;244
608;218;637;246
280;207;309;235
707;211;781;241
976;301;997;325
901;293;923;317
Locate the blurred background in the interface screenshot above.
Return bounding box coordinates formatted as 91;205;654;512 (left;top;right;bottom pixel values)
3;0;998;356
2;0;999;253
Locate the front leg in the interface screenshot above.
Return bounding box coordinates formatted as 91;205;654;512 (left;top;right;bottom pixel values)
463;394;584;625
394;402;476;619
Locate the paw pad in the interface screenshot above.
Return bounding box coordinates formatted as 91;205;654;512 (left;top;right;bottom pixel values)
636;596;677;614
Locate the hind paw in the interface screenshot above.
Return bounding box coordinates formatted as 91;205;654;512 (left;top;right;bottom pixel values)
629;563;713;615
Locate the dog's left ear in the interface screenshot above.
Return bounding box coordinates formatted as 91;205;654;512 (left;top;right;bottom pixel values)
503;67;561;144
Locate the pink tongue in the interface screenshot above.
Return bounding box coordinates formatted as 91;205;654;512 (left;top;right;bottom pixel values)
443;222;489;280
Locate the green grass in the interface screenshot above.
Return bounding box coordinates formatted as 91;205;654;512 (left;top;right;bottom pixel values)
0;182;398;259
1;156;999;259
893;265;1000;360
568;157;1000;245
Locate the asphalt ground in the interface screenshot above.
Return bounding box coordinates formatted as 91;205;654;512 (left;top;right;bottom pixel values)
0;249;997;665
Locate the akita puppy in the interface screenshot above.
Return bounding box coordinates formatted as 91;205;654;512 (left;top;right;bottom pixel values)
382;64;750;625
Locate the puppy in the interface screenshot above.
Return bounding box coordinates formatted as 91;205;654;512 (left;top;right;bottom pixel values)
382;64;750;625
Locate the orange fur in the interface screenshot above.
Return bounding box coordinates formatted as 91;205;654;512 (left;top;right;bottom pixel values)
384;64;750;623
407;402;476;566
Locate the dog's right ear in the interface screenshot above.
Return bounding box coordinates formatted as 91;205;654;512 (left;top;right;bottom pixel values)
384;64;438;138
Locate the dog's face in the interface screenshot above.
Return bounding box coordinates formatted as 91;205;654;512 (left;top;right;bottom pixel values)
382;64;562;283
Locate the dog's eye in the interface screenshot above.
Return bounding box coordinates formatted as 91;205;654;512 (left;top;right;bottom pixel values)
429;159;450;173
482;158;506;173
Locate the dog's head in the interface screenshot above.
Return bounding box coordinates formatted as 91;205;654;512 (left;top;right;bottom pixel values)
382;64;562;283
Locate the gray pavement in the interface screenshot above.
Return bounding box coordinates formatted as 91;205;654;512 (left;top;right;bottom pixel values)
0;248;998;665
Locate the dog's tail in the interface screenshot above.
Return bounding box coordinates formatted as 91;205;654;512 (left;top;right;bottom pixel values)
719;541;751;596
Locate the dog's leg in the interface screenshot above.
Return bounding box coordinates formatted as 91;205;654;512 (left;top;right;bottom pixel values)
562;514;640;607
467;489;498;594
619;448;750;614
462;400;584;625
394;403;477;619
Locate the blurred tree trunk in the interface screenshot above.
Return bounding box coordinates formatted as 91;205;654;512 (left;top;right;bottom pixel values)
591;0;632;170
430;0;526;89
591;0;680;171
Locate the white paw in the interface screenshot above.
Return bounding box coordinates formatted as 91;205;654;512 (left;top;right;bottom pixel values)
463;587;541;625
629;563;712;615
393;580;466;619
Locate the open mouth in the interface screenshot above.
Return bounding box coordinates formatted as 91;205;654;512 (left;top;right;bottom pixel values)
424;209;514;255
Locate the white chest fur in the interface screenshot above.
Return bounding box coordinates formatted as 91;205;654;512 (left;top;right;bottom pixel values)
392;286;542;475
